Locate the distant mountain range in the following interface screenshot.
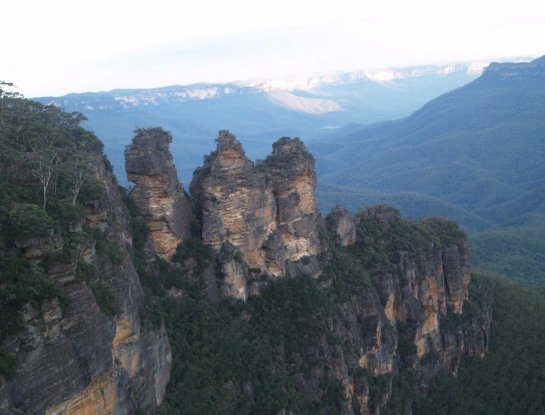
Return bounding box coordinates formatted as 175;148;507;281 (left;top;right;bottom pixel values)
37;62;485;182
311;55;545;285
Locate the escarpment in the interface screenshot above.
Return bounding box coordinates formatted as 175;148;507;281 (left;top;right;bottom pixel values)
190;130;320;299
125;128;192;259
0;156;171;414
1;115;493;415
287;205;490;414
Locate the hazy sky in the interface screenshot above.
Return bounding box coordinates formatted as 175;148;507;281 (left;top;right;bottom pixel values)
2;0;545;97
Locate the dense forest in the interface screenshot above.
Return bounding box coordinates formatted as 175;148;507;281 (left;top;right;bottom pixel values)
417;273;545;414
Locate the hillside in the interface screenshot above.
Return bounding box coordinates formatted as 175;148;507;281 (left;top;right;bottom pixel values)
0;84;170;413
311;56;545;285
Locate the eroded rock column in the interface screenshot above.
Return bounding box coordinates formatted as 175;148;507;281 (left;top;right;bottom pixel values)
190;131;321;299
125;128;192;259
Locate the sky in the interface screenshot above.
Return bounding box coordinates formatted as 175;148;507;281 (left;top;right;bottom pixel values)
2;0;545;97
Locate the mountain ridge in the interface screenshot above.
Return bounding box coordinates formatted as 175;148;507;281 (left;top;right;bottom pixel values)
311;55;545;285
313;56;545;220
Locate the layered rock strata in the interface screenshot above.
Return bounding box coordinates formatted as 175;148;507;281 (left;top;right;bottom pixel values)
0;158;171;414
290;206;489;414
125;128;192;259
190;131;320;299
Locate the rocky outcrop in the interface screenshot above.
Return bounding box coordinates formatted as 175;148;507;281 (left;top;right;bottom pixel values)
264;137;320;266
0;126;489;415
326;205;357;246
125;128;192;259
242;205;488;415
314;206;490;413
0;158;171;414
190;131;320;299
14;232;64;259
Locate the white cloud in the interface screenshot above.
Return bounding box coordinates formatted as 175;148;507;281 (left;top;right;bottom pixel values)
2;0;544;96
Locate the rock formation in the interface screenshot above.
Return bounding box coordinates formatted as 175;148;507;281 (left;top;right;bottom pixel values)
1;124;491;415
190;130;320;299
290;205;489;414
125;128;192;259
326;205;357;246
0;158;171;414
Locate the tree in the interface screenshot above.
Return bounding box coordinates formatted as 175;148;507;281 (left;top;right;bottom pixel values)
27;134;60;209
66;155;96;205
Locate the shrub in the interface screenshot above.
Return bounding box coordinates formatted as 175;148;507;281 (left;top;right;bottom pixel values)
0;257;66;340
78;175;105;203
7;203;55;239
89;280;120;316
96;240;124;264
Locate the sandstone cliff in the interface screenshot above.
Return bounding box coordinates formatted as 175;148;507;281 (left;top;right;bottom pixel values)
1;123;491;415
0;81;504;415
0;157;171;414
316;205;490;414
125;128;192;259
190;130;320;299
326;205;357;246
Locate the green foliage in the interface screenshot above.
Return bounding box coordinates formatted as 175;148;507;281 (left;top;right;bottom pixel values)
395;320;418;360
0;348;16;378
0;88;105;230
159;276;338;415
315;62;545;231
150;206;480;413
172;236;211;272
0;257;65;340
0;87;133;389
89;280;121;316
121;192;164;326
134;126;170;140
319;227;372;301
367;373;392;407
350;209;464;275
418;271;545;414
415;217;466;248
77;175;105;203
96;239;124;264
5;203;55;239
75;260;97;282
47;198;85;226
381;370;418;414
470;215;545;286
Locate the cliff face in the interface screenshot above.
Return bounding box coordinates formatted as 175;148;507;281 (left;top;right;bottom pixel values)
190;131;320;299
125;128;192;259
0;159;171;415
318;206;490;414
1;122;491;414
182;133;488;413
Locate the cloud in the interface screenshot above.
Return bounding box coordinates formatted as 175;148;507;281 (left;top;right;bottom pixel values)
3;0;544;96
